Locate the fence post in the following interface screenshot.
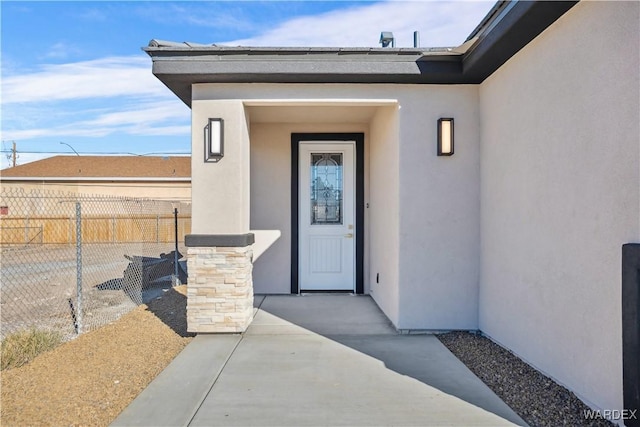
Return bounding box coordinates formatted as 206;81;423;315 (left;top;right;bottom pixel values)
75;202;83;334
174;208;179;284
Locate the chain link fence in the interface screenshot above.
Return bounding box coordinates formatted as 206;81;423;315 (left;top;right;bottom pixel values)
0;187;191;341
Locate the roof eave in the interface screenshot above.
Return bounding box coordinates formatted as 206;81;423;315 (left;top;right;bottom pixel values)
148;53;465;107
462;0;579;82
144;0;580;107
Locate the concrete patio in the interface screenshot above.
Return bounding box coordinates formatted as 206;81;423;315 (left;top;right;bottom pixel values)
112;295;525;426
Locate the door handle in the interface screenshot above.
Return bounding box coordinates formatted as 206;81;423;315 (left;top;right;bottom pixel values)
344;233;354;238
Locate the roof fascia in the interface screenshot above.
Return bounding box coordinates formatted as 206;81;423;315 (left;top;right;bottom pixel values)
144;0;579;106
462;0;579;83
149;53;464;107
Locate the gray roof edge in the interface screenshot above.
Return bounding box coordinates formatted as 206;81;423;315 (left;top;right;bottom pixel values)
143;0;577;100
465;1;509;42
144;42;458;56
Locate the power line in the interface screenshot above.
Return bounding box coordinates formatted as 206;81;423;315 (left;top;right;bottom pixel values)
1;141;19;166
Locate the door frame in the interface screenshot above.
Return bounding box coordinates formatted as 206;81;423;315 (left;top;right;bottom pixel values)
291;133;364;294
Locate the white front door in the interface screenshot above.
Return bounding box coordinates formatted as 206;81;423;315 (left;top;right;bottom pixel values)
299;142;355;291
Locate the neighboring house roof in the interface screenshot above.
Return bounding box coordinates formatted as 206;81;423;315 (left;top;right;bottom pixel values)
0;156;191;181
144;0;578;106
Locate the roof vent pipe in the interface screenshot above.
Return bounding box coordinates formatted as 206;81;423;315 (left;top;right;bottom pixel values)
379;32;395;48
413;31;420;48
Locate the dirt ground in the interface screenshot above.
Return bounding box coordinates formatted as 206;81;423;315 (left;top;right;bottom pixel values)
1;243;186;340
0;285;194;427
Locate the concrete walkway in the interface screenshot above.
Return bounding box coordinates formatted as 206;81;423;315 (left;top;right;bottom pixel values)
112;295;525;426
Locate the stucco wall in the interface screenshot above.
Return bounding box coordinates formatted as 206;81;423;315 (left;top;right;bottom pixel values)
191;99;250;234
191;83;481;330
479;0;640;412
368;106;400;325
397;86;480;330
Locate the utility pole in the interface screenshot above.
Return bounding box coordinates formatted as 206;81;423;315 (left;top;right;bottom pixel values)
12;141;17;167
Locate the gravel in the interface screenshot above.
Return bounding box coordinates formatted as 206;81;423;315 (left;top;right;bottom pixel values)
437;331;614;427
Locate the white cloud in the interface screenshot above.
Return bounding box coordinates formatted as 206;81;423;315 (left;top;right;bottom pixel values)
1;56;166;104
145;3;257;32
1;54;189;144
222;1;493;48
42;42;82;60
3;100;189;140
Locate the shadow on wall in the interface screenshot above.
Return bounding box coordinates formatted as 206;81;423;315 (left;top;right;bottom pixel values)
251;230;281;261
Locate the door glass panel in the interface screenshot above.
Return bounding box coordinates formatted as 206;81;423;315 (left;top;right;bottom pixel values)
310;153;343;225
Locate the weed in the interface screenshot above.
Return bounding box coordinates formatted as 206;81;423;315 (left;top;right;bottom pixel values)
1;328;63;370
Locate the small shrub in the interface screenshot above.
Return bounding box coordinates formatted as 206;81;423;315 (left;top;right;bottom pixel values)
1;328;63;370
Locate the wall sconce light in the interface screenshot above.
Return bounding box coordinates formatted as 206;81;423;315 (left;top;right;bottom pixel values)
205;118;224;162
437;118;454;156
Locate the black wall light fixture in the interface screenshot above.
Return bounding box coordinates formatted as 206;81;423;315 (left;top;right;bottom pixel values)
205;118;224;162
437;118;454;156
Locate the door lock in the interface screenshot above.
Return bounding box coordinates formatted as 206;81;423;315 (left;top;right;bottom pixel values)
344;233;354;238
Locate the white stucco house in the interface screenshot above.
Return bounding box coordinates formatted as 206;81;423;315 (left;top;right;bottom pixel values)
144;0;640;421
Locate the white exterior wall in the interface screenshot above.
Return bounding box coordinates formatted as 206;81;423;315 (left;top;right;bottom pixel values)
479;1;640;412
191;100;251;234
397;86;480;330
369;106;400;325
191;83;480;329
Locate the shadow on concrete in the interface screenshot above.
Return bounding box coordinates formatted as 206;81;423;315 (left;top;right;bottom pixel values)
254;294;524;426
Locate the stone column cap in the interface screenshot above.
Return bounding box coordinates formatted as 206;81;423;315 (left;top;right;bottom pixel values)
185;233;255;247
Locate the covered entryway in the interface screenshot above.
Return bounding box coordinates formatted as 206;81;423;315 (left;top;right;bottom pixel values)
244;100;398;300
179;93;403;332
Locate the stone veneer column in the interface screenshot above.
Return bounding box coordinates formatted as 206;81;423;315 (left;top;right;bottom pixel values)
185;234;255;333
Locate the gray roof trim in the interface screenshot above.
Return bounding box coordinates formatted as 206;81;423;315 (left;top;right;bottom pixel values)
465;1;511;43
145;44;455;55
144;0;579;107
462;0;578;82
147;51;465;105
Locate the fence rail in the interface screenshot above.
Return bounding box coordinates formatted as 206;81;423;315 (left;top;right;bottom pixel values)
0;187;191;341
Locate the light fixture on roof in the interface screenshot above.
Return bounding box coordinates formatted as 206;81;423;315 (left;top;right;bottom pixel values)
379;32;395;48
205;118;224;162
437;118;454;156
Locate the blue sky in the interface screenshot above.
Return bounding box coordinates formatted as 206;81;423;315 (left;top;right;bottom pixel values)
1;0;493;169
